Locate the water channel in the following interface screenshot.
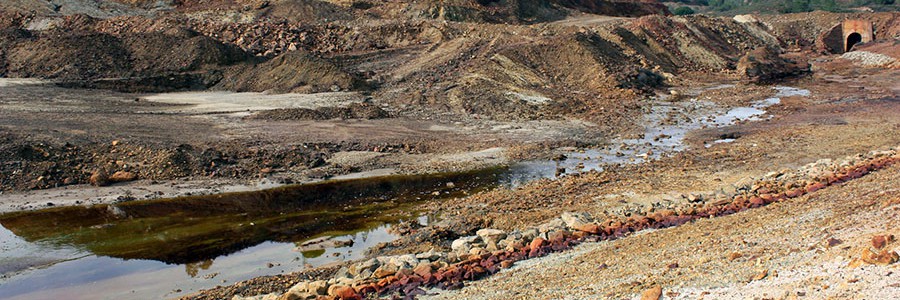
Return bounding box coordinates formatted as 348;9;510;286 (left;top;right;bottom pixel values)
0;86;809;299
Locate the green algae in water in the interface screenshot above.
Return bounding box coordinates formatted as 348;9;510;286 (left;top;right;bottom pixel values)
0;167;506;264
301;249;326;259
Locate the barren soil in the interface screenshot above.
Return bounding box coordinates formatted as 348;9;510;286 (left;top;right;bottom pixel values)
0;2;898;300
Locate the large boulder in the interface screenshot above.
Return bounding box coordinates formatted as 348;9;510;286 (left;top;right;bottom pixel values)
736;47;808;83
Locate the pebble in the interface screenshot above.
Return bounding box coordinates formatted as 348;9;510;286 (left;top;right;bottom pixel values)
750;269;768;281
640;285;662;300
872;235;892;250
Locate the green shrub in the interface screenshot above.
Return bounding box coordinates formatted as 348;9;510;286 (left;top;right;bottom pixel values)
673;6;696;15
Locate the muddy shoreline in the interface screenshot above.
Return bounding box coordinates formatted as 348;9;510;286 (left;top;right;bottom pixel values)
0;81;803;214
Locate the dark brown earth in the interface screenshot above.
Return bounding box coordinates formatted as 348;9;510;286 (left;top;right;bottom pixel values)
247;102;391;121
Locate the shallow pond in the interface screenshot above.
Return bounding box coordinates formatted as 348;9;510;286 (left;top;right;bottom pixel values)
0;168;507;299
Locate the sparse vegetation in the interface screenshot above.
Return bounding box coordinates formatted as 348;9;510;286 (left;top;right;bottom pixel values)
665;0;898;14
673;6;696;15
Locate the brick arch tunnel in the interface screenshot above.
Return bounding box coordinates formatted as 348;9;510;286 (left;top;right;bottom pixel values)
842;20;874;53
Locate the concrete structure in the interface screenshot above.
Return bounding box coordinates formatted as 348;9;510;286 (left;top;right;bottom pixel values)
842;19;874;52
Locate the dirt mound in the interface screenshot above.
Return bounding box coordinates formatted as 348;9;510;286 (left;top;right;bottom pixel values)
122;28;248;75
0;10;32;29
181;19;444;57
375;14;780;121
3;24;249;90
0;28;31;76
6;31;133;80
248;102;391;121
216;50;368;93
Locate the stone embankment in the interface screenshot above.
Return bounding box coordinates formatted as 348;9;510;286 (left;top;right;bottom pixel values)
236;146;900;300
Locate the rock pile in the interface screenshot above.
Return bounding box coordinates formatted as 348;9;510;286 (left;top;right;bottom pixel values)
235;145;899;300
840;51;899;68
217;50;368;94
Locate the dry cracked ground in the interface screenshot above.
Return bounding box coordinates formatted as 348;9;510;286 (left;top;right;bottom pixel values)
0;1;898;300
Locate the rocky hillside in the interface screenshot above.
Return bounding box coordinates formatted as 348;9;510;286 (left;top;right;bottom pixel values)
0;0;669;23
4;3;890;123
0;11;792;122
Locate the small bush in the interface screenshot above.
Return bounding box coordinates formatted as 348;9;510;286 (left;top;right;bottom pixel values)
673;7;696;15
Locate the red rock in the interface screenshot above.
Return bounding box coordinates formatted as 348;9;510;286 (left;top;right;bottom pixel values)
806;182;826;192
723;204;737;213
329;286;358;299
571;230;587;239
574;223;600;234
785;189;802;198
500;260;513;268
749;196;765;206
602;225;616;236
750;269;768;281
480;259;495;269
641;285;662;300
377;276;398;286
439;268;458;281
872;235;893;249
528;247;541;258
109;171;137;182
658;209;676;217
89;170;109;186
529;237;547;251
355;285;377;295
472;265;486;275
